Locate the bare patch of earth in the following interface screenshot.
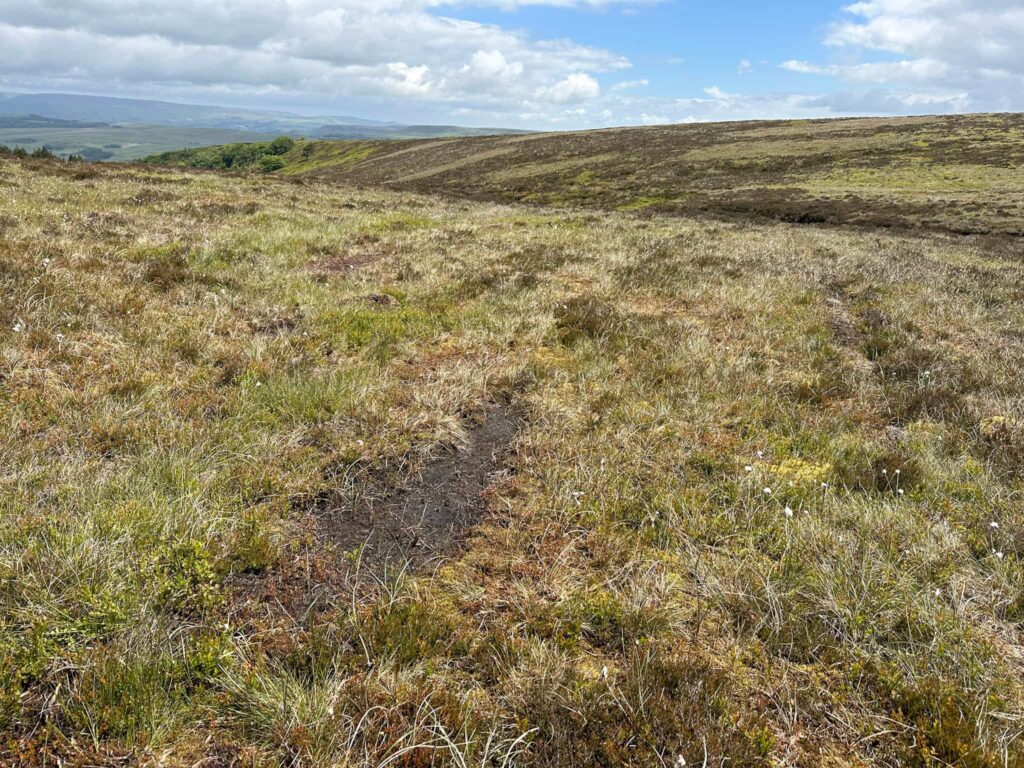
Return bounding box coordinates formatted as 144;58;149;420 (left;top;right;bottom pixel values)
326;400;521;571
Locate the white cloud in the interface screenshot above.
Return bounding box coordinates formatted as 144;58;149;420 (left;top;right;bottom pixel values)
784;0;1024;112
535;72;600;104
0;0;641;124
610;79;649;91
463;50;524;83
2;0;1018;128
781;58;950;83
703;85;736;101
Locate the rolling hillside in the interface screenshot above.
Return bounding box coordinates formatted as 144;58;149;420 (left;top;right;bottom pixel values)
151;113;1024;235
4;137;1024;766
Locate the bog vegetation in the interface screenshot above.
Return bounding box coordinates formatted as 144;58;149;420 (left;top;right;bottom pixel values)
2;126;1024;767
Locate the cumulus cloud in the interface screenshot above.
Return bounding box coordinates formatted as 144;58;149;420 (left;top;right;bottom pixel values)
0;0;636;123
1;0;1018;128
535;73;600;104
784;0;1024;112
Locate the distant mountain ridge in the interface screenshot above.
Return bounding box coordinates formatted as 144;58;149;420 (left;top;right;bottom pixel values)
0;92;529;139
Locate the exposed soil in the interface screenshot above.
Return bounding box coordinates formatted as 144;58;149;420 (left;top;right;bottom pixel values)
224;401;520;632
325;400;521;571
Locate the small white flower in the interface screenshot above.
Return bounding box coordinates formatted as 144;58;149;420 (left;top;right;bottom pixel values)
882;469;888;475
744;465;754;473
821;482;829;489
601;666;608;679
763;487;772;495
935;589;942;597
255;381;262;387
675;756;687;768
327;705;335;717
12;322;22;333
994;550;1005;560
898;489;905;496
990;521;1000;529
756;450;764;459
784;506;794;518
895;469;901;475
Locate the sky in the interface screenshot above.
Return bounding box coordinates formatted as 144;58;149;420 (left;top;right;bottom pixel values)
1;0;1022;129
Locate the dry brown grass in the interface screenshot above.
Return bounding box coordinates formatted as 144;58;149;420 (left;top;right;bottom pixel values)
1;154;1023;766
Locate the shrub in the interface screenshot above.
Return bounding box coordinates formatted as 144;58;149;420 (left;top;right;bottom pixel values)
258;155;286;173
267;136;295;156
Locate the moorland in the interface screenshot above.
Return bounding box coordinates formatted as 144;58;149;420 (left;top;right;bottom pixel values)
153;112;1024;235
2;116;1024;767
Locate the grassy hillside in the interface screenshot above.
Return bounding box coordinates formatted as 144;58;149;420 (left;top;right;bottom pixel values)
3;152;1024;766
153;113;1024;235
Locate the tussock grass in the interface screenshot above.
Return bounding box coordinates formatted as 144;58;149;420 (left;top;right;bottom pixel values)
2;155;1024;766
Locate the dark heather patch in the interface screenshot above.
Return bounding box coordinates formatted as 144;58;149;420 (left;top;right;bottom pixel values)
826;296;863;348
309;252;375;275
363;293;401;308
327;401;520;570
249;311;300;335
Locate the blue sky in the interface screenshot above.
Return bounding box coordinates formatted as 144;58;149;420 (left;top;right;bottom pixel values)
1;0;1022;128
458;1;833;97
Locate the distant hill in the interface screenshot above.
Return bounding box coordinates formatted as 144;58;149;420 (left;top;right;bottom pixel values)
0;92;384;133
0;92;530;140
0;114;109;129
152;112;1022;236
